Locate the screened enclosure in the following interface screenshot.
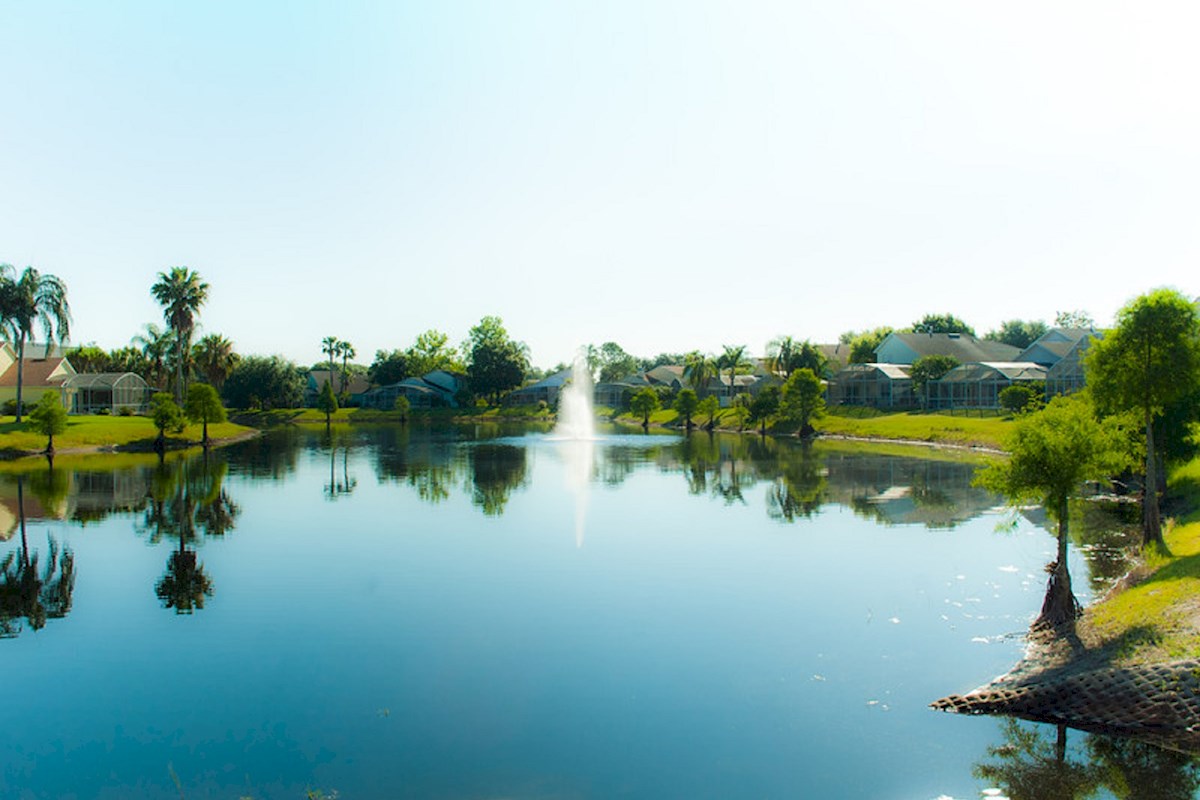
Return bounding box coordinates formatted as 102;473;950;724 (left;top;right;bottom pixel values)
66;373;152;415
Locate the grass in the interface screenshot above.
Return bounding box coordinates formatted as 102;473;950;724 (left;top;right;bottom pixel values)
814;408;1015;449
1077;458;1200;664
0;414;255;456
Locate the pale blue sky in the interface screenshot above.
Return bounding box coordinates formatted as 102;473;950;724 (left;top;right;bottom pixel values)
1;2;1197;368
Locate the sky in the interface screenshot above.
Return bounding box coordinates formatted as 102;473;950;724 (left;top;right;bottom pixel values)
1;1;1198;370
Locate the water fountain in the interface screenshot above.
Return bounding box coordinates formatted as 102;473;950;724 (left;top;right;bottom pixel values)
554;350;596;547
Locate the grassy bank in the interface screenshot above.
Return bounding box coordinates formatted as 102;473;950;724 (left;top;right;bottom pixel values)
815;407;1014;449
0;414;255;457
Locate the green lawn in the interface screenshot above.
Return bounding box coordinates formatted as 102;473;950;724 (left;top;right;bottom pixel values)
815;409;1014;449
0;414;254;455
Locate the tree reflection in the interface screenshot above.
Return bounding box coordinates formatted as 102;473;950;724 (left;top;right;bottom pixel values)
468;444;528;516
0;475;75;637
141;455;239;614
1088;733;1200;800
767;442;827;522
974;720;1101;799
323;430;357;500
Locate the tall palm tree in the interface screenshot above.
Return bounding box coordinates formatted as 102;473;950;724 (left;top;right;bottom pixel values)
321;336;339;378
0;265;71;422
193;333;239;390
150;267;209;402
719;344;750;401
336;340;355;395
133;323;173;388
767;335;798;379
683;351;718;397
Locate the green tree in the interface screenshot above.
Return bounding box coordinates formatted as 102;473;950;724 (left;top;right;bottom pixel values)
393;394;411;422
465;316;529;405
749;385;781;435
222;355;305;410
629;387;660;428
730;393;752;431
910;354;959;407
368;349;410;385
781;368;825;436
597;342;638;383
149;392;185;453
406;329;461;376
317;379;338;425
698;393;719;430
986;319;1049;349
718;344;751;399
28;392;68;454
321;335;339;380
133;323;173;389
1087;288;1200;549
336;340;356;395
184;383;227;447
999;384;1043;415
0;265;71;422
911;313;974;336
683;351;718;396
150;267;209;403
674;388;699;430
976;395;1126;630
192;333;239;390
66;344;109;373
841;326;894;364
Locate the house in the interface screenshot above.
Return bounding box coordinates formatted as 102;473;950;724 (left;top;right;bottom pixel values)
360;370;466;410
305;370;372;406
874;332;1020;365
594;372;652;409
0;342;76;412
505;369;572;407
826;363;914;408
1016;327;1098;367
65;372;152;414
925;362;1048;410
816;343;852;374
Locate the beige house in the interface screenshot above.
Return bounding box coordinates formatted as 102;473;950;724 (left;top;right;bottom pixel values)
0;343;76;411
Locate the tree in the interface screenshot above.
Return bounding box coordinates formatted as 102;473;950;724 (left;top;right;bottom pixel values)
368;349;410;386
730;393;751;431
1055;309;1095;329
465;316;528;405
841;326;893;364
911;313;974;336
718;344;751;399
910;354;959;407
149;392;185;453
749;385;781;435
698;393;719;431
683;351;718;396
629;387;660;428
976;395;1126;630
1087;288;1200;549
28;392;68;454
184;383;227;447
781;368;825;436
393;394;410;422
317;379;338;425
192;333;239;390
674;388;699;430
150;267;209;403
0;265;71;422
406;329;461;376
767;336;828;378
222;355;305;410
66;344;109;373
999;384;1043;415
321;335;339;381
133;323;173;389
986;319;1049;349
597;342;638;383
336;340;356;395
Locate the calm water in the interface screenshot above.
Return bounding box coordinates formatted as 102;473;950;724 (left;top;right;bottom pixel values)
0;424;1190;799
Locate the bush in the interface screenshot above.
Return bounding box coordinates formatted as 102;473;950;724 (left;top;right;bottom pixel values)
117;406;135;416
999;384;1043;415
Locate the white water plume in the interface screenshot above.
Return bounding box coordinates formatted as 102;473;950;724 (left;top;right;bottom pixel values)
554;350;596;547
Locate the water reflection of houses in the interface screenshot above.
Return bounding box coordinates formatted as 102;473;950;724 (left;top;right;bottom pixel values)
821;453;997;528
0;469;152;538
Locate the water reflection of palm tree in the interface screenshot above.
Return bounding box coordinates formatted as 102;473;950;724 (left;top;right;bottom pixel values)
974;720;1101;800
323;431;357;500
142;455;238;614
0;475;75;637
468;444;528;516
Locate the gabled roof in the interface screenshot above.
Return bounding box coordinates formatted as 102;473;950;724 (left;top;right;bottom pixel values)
1017;328;1099;365
520;369;572;391
935;362;1047;383
834;363;911;380
645;365;684;385
878;332;1020;364
308;370;371;395
0;356;73;387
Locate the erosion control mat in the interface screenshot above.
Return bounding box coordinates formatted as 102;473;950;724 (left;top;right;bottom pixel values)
933;659;1200;753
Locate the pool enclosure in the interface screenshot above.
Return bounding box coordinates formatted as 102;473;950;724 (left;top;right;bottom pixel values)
65;372;152;414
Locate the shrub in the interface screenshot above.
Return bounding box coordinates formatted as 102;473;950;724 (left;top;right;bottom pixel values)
999;384;1043;415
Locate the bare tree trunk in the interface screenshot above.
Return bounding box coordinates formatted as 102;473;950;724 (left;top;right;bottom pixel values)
14;336;25;422
1144;411;1164;549
1035;499;1079;632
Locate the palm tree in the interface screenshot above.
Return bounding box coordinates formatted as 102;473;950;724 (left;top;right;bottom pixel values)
0;475;76;636
133;323;173;388
0;265;71;422
336;340;356;395
683;351;718;397
767;335;798;379
718;344;750;402
321;336;339;382
150;267;209;402
193;333;238;390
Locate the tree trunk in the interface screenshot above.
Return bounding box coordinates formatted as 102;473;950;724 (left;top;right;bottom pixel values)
1034;499;1079;631
202;418;209;448
14;336;25;422
1144;411;1164;549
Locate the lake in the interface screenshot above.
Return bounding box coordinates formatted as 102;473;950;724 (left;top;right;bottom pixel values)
0;423;1189;799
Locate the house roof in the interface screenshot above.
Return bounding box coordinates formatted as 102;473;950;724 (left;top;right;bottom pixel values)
834;363;911;380
521;369;572;391
64;372;149;389
879;332;1020;364
0;356;72;387
935;362;1047;383
645;365;684;385
309;370;371;395
14;342;66;360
